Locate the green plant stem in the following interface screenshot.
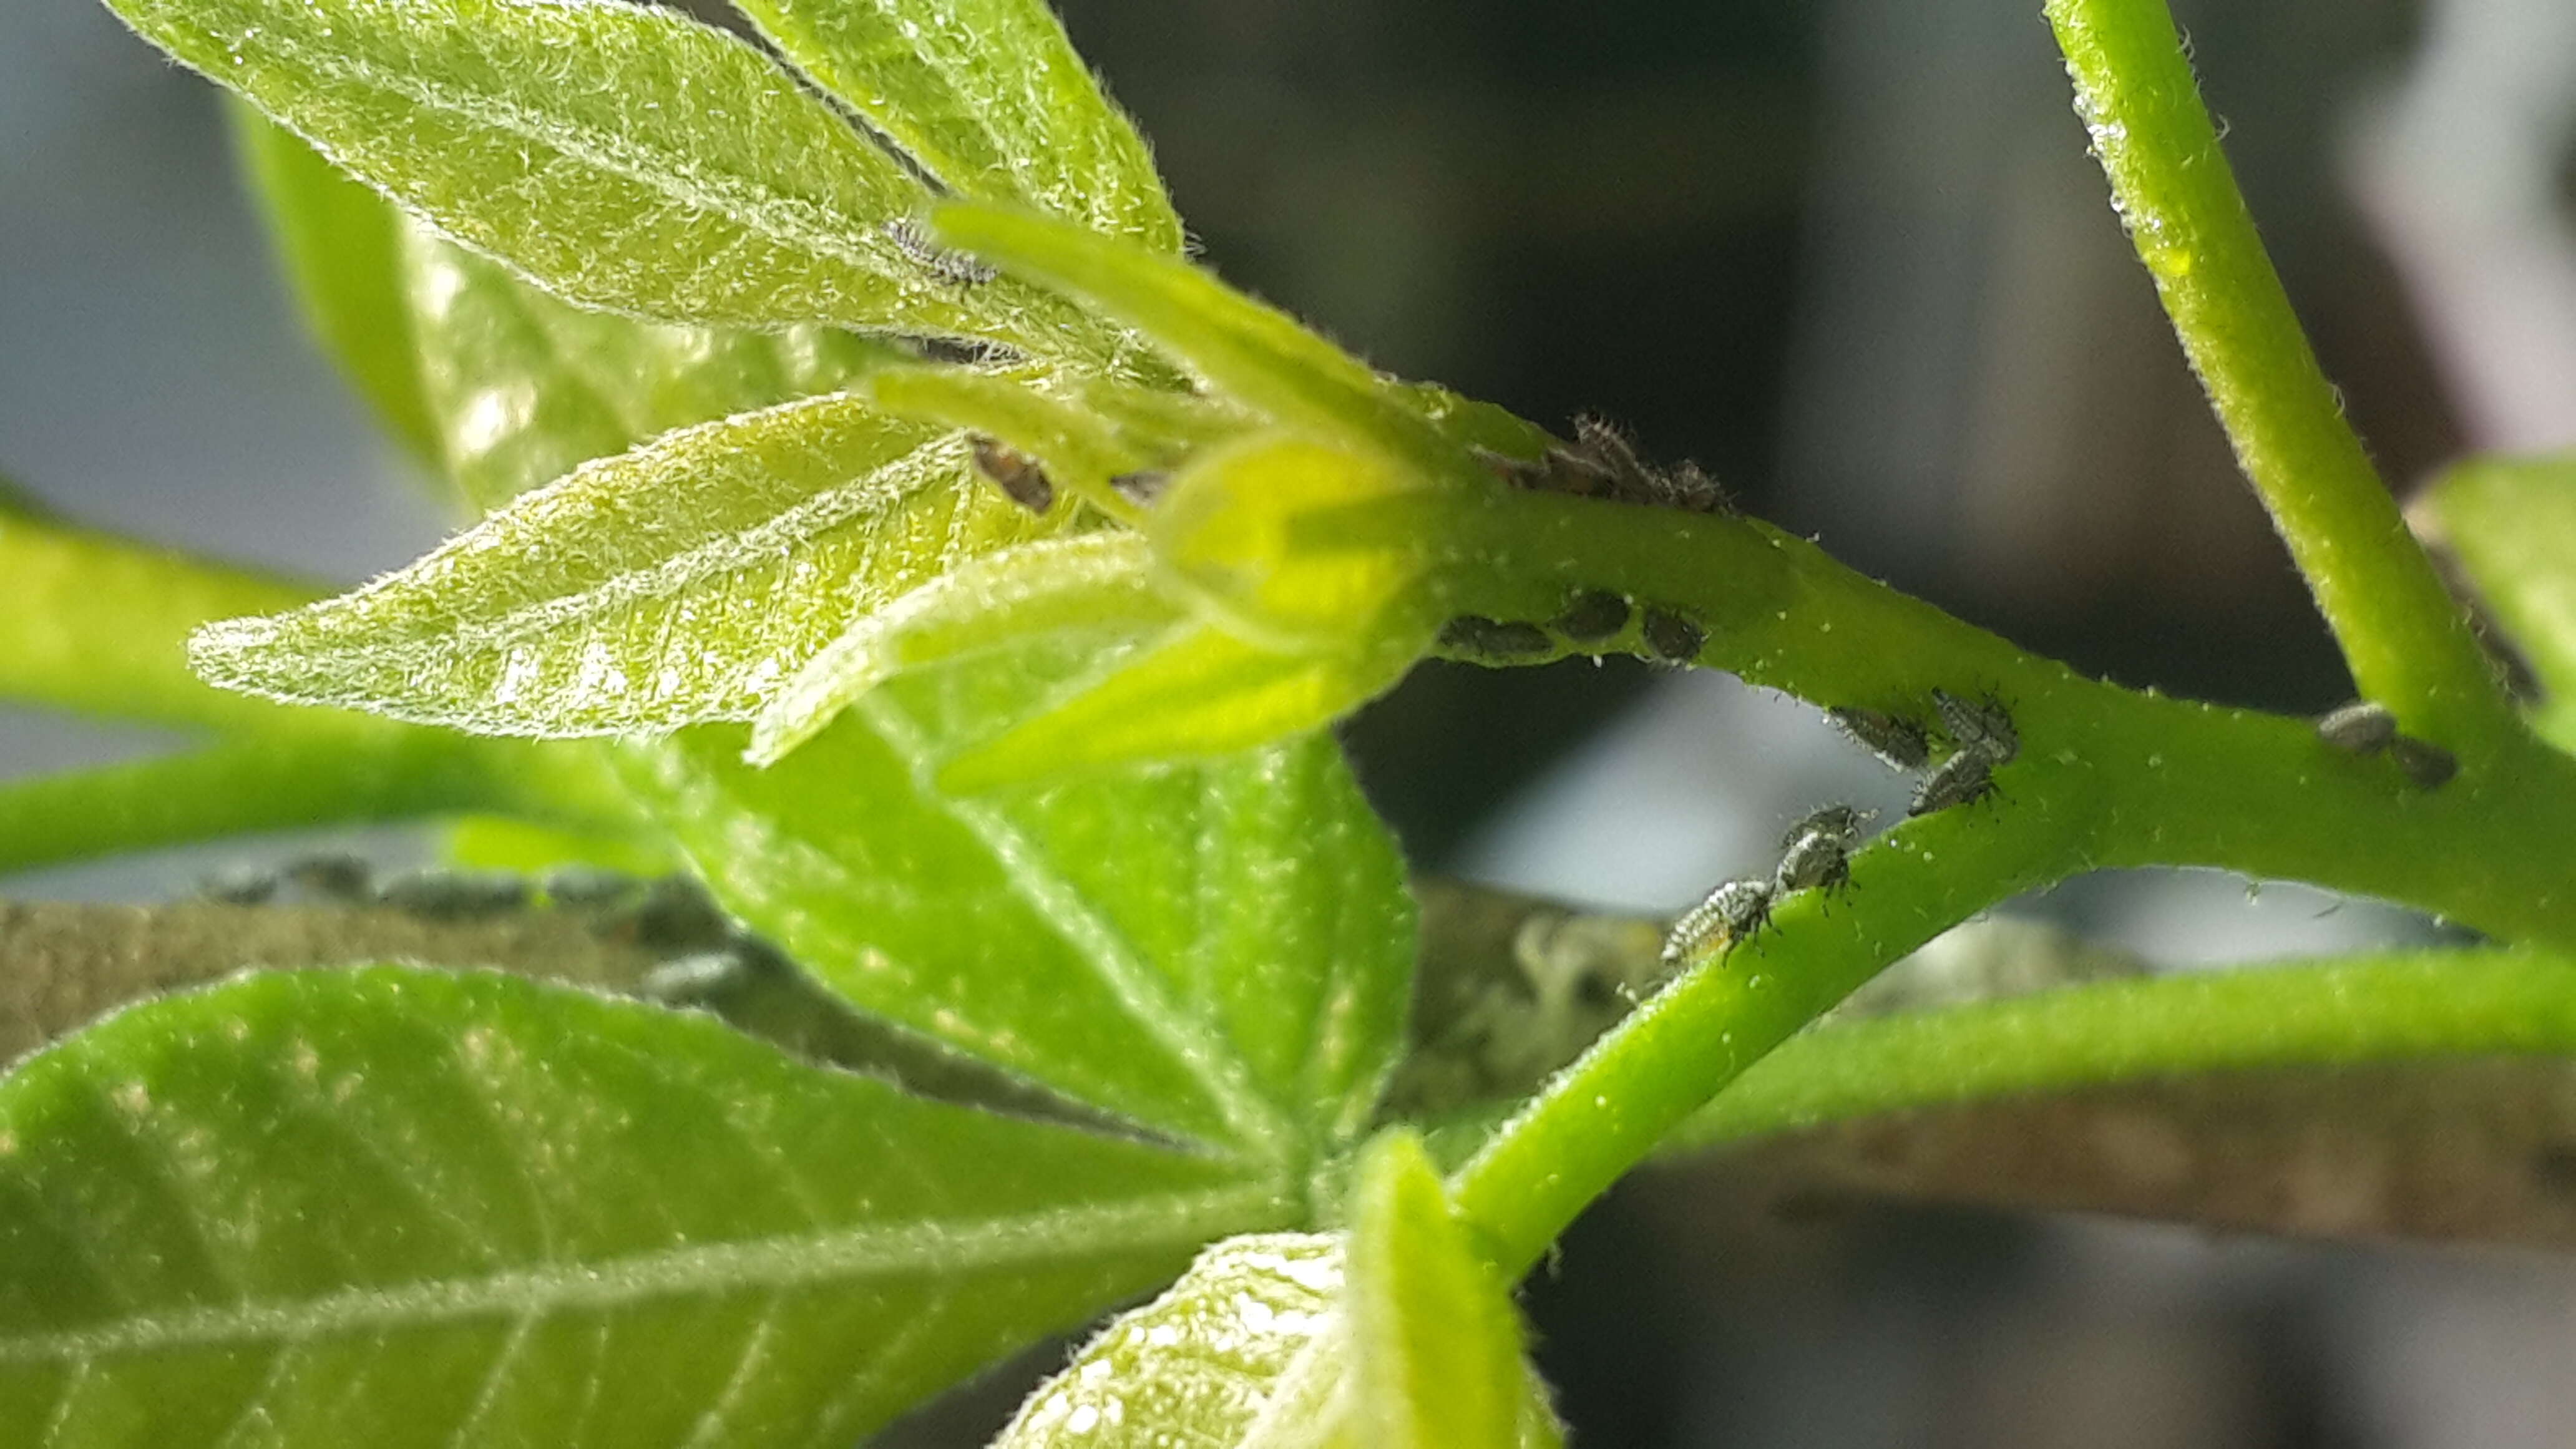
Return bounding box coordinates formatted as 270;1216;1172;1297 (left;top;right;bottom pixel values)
1435;488;2576;1275
2044;0;2512;751
1670;949;2576;1151
0;733;607;880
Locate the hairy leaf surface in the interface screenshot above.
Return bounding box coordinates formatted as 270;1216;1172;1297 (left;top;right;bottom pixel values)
620;693;1415;1153
0;967;1291;1448
1337;1132;1553;1449
189;393;1059;734
406;235;904;512
103;0;1105;353
229;107;441;465
729;0;1183;254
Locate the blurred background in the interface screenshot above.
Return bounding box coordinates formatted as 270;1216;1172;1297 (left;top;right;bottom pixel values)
8;0;2576;1442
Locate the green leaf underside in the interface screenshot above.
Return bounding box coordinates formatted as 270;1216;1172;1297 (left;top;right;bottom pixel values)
0;967;1291;1448
104;0;1103;353
188;393;1062;735
1343;1133;1544;1449
2432;453;2576;710
617;689;1414;1154
228;106;441;466
407;234;907;514
0;507;323;734
993;1232;1343;1447
728;0;1183;255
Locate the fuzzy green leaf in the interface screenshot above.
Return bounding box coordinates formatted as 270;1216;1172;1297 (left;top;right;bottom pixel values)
728;0;1183;255
0;967;1289;1448
749;532;1178;767
1339;1131;1553;1449
228;105;441;465
188;393;1061;734
104;0;1102;352
992;1151;1559;1449
2430;452;2576;712
405;235;905;512
936;622;1423;793
990;1232;1345;1448
620;697;1415;1154
929;204;1466;480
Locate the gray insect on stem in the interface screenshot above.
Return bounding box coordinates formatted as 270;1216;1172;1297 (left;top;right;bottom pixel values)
1663;877;1773;967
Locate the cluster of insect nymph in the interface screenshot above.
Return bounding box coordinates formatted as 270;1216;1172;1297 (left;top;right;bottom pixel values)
1660;688;2024;968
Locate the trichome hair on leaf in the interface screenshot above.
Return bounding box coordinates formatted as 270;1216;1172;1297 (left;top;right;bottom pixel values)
884;217;1001;286
971;436;1056;514
1827;706;1932;771
1663;877;1773;967
1110;469;1173;506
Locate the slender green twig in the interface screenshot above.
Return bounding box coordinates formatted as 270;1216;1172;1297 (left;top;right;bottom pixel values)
2044;0;2514;752
1670;949;2576;1151
0;734;605;881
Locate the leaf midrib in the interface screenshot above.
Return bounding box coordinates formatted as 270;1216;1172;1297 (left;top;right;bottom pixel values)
0;1181;1289;1364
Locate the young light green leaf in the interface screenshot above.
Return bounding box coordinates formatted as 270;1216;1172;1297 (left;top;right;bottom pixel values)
189;393;1061;734
621;699;1415;1153
0;966;1291;1448
2428;452;2576;705
991;1232;1345;1448
1339;1131;1554;1449
749;532;1178;767
726;0;1184;255
104;0;1104;353
993;1179;1559;1449
935;621;1427;793
929;204;1468;481
406;234;904;512
228;104;441;466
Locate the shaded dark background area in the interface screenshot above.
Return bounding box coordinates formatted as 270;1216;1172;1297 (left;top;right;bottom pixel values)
9;0;2576;1443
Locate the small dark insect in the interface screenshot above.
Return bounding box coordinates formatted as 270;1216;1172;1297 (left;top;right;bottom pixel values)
1933;688;2019;765
282;852;373;903
1109;469;1172;506
883;218;998;286
620;875;734;953
541;865;643;909
2388;735;2459;789
1438;615;1555;660
2315;700;2398;755
1826;706;1932;772
1664;878;1773;966
1552;589;1633;645
1480;417;1734;515
1773;805;1872;897
374;869;530;922
970;436;1055;514
910;336;1010;366
1640;607;1705;663
1908;749;1997;817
